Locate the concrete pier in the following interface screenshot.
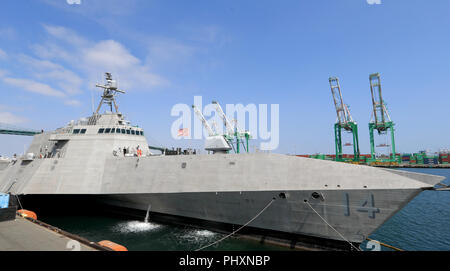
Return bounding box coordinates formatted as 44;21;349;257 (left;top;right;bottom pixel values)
0;216;104;251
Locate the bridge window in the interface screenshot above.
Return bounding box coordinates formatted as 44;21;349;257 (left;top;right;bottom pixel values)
131;130;136;135
105;128;111;134
73;129;80;134
126;130;131;135
98;128;104;134
111;128;116;134
121;129;126;134
80;129;87;134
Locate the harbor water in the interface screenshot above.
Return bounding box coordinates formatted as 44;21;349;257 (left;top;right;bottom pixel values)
38;168;450;251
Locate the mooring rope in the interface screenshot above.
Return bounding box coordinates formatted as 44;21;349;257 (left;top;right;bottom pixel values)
304;200;361;251
15;194;24;210
366;237;403;251
195;198;276;251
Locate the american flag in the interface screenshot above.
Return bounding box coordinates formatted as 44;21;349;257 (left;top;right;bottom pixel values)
178;128;189;137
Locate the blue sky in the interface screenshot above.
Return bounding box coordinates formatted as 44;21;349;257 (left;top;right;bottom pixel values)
1;0;450;156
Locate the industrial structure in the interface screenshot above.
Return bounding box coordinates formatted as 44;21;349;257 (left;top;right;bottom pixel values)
368;73;397;164
192;104;232;154
0;124;41;137
0;72;445;251
212;101;251;154
192;101;251;154
329;77;360;162
301;72;444;167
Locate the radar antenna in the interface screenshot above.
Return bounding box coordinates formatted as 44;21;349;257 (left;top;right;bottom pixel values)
95;72;125;114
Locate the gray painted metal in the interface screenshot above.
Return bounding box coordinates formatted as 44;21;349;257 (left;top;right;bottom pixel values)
0;95;445;246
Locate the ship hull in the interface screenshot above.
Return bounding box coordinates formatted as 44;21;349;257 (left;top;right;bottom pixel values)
1;80;445;251
1;147;444;250
94;187;422;249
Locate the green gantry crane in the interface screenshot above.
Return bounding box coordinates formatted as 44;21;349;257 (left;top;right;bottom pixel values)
329;77;360;162
368;73;397;163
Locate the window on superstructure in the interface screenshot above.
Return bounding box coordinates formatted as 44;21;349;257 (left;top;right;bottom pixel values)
98;128;104;134
141;131;144;136
105;128;111;134
80;129;87;134
121;129;126;134
126;130;131;135
73;129;80;134
111;128;116;134
131;130;136;135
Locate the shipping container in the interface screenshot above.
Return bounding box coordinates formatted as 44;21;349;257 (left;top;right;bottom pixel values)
423;158;438;164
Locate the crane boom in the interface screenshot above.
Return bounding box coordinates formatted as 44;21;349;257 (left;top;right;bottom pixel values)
367;73;397;163
329;76;360;162
329;77;354;127
212;100;251;153
192;105;215;136
369;73;391;129
212;101;235;136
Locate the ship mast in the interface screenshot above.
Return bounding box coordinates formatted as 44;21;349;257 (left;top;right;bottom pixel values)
95;72;125;114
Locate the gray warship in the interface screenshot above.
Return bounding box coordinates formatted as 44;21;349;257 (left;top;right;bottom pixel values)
0;73;445;250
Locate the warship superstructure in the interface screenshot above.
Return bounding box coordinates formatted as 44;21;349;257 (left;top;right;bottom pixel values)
0;73;444;250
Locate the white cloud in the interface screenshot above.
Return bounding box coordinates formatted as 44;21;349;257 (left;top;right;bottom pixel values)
43;24;88;47
32;42;74;62
0;112;27;125
81;40;168;89
36;69;83;95
17;54;62;70
0;53;83;99
0;25;169;110
83;40;140;70
16;54;84;95
1;77;66;98
36;25;168;91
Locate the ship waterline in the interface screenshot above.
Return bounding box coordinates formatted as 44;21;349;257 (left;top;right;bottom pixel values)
96;187;422;245
1;150;442;248
0;73;445;250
